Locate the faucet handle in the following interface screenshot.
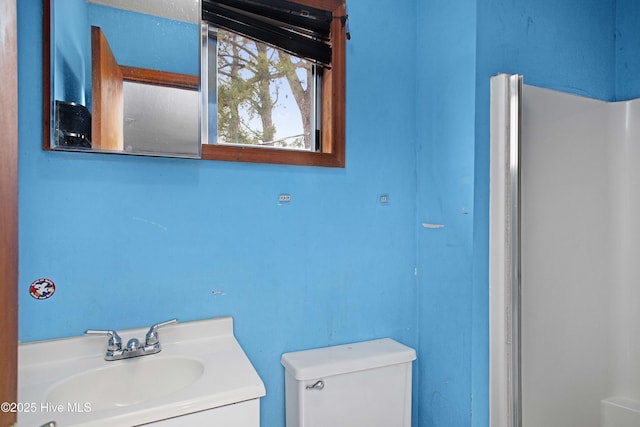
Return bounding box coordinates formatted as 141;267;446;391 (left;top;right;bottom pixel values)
85;329;122;351
145;318;178;347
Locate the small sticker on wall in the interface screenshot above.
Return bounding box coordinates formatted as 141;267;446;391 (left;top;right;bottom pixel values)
29;278;56;300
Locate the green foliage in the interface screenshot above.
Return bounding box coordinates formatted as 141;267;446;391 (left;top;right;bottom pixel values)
216;30;314;149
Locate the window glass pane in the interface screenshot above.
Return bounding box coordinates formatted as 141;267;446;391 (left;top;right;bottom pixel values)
215;29;316;151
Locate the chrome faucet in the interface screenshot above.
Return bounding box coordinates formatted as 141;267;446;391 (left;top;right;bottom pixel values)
86;319;178;361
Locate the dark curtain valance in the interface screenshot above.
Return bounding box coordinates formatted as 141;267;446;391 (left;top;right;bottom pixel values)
202;0;334;66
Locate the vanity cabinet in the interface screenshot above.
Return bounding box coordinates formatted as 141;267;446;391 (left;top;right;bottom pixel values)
142;399;260;426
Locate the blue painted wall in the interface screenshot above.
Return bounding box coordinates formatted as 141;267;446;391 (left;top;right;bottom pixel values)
415;1;478;426
18;0;640;426
18;1;417;426
616;0;640;100
476;0;616;101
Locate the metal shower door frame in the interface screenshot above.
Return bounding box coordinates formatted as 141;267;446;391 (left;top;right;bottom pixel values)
489;73;522;427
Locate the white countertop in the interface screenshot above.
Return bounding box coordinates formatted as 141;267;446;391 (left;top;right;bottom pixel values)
18;316;265;427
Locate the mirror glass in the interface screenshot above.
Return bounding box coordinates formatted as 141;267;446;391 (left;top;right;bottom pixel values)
49;0;202;158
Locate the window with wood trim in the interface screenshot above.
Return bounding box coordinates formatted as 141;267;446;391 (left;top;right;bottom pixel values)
201;0;347;167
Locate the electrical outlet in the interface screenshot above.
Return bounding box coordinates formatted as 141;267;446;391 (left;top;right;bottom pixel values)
379;194;390;205
279;193;291;203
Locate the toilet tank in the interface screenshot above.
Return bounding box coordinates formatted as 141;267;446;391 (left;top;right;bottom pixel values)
281;338;416;427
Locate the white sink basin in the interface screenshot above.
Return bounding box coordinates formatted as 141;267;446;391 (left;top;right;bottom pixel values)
19;316;265;427
47;357;204;412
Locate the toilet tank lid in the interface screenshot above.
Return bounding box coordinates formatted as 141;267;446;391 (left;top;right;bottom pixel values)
281;338;416;380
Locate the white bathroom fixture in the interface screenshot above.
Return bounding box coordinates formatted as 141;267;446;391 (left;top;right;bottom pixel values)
281;338;416;427
19;316;265;426
601;397;640;427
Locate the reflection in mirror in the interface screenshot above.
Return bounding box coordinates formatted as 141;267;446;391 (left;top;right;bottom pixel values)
122;82;199;154
47;0;202;158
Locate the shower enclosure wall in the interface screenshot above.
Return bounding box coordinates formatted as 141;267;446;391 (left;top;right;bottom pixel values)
490;73;640;427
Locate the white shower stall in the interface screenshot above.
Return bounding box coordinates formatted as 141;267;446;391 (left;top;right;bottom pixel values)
490;73;640;427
